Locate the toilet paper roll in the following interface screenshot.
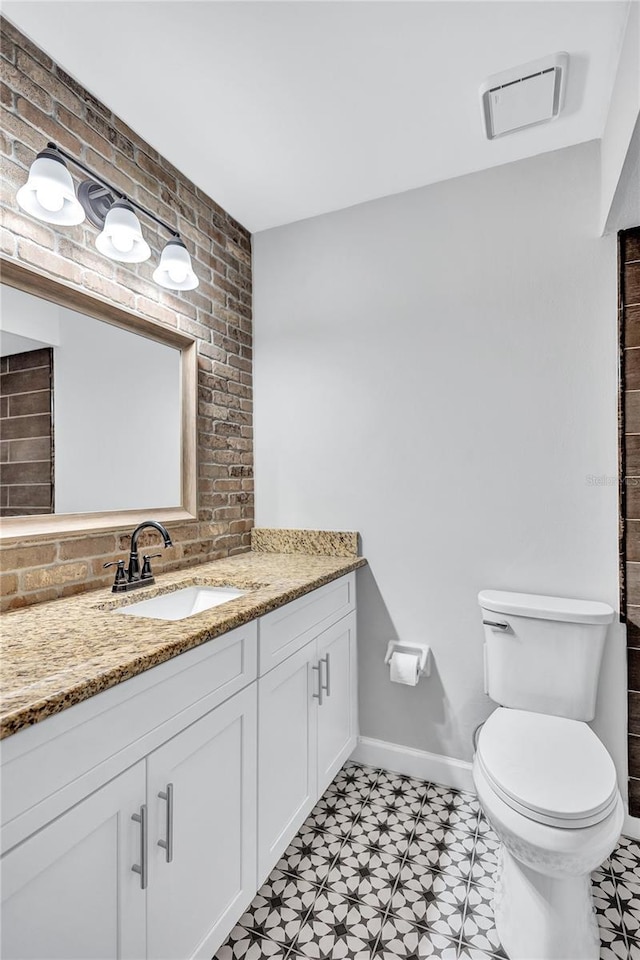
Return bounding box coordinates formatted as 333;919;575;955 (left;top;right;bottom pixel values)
389;651;420;686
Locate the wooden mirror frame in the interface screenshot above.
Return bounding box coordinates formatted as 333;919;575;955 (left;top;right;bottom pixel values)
0;258;198;541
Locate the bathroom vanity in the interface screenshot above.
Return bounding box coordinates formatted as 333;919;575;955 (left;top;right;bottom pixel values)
0;552;363;960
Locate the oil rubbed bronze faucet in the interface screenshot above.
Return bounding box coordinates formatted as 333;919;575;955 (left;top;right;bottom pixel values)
104;520;173;593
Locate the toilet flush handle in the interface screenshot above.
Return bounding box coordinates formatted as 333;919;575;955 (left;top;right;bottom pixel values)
482;619;510;631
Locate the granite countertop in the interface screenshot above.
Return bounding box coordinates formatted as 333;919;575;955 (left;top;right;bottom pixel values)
0;530;366;740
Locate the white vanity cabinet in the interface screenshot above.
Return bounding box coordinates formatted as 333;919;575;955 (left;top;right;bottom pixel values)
1;620;259;960
0;571;358;960
257;575;357;883
2;686;258;960
146;684;257;960
258;641;319;881
316;612;358;793
1;762;147;960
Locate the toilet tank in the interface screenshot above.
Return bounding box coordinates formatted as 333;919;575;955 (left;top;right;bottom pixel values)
478;589;614;721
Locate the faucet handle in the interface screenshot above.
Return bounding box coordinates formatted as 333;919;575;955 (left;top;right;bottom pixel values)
141;554;162;580
103;559;126;585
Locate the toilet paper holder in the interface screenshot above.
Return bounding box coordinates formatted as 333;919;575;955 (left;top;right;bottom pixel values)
384;641;431;677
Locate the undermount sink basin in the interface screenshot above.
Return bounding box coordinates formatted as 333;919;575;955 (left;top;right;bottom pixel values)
114;585;246;621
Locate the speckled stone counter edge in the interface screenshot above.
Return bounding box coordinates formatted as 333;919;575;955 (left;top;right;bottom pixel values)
1;550;366;739
251;528;360;557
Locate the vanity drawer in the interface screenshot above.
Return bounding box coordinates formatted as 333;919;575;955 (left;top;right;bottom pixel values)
258;573;355;676
1;621;257;852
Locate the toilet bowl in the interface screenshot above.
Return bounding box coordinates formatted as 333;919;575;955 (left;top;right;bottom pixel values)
473;707;624;960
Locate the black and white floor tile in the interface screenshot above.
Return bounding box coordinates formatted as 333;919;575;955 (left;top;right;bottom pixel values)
215;762;640;960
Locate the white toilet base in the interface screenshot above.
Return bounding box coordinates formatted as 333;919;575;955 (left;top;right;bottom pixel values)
494;845;600;960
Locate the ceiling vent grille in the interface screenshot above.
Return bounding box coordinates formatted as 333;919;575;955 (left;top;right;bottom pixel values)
481;53;569;140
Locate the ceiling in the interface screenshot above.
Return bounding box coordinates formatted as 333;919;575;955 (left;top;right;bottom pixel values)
3;1;632;233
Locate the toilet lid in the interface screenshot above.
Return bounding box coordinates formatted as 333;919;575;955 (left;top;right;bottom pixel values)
476;708;618;828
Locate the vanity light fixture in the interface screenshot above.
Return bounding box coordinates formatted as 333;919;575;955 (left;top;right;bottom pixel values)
153;238;198;291
16;145;85;225
16;141;198;290
96;199;151;263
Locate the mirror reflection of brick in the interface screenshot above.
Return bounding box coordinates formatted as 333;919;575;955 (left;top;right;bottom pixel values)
0;347;53;518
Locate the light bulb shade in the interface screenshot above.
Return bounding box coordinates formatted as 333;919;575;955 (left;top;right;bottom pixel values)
95;199;151;262
153;238;199;290
16;148;85;225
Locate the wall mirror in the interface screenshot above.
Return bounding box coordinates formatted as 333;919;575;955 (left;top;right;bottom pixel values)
0;259;197;540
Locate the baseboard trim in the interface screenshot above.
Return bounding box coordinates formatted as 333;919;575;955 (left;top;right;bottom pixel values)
352;736;474;793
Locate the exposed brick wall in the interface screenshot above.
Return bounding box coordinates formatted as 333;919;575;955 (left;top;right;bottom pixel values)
0;18;254;610
619;226;640;818
0;347;53;516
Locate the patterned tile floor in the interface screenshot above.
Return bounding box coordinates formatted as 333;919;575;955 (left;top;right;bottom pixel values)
216;761;640;960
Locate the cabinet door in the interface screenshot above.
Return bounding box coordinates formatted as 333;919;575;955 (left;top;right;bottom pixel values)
1;762;146;960
146;684;257;960
257;641;318;885
316;611;358;795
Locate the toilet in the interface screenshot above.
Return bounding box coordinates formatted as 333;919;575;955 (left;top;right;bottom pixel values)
472;589;623;960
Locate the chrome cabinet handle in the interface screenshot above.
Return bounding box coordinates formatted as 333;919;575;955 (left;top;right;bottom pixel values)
157;783;174;863
321;653;331;697
312;662;323;706
131;804;148;889
482;620;509;631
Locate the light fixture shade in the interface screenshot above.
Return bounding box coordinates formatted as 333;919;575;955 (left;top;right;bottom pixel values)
16;147;85;225
153;238;199;290
95;199;151;263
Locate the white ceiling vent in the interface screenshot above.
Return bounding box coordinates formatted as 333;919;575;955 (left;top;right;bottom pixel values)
481;53;569;140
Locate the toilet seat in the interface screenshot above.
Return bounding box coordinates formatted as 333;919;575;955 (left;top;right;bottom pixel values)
476;708;618;829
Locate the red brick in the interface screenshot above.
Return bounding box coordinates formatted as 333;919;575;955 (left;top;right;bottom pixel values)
57;105;115;163
59;535;116;561
3;61;52;113
17;239;83;284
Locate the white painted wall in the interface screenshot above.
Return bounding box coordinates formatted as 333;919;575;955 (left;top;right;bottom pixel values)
1;286;181;514
605;113;640;234
253;141;632;821
600;1;640;233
